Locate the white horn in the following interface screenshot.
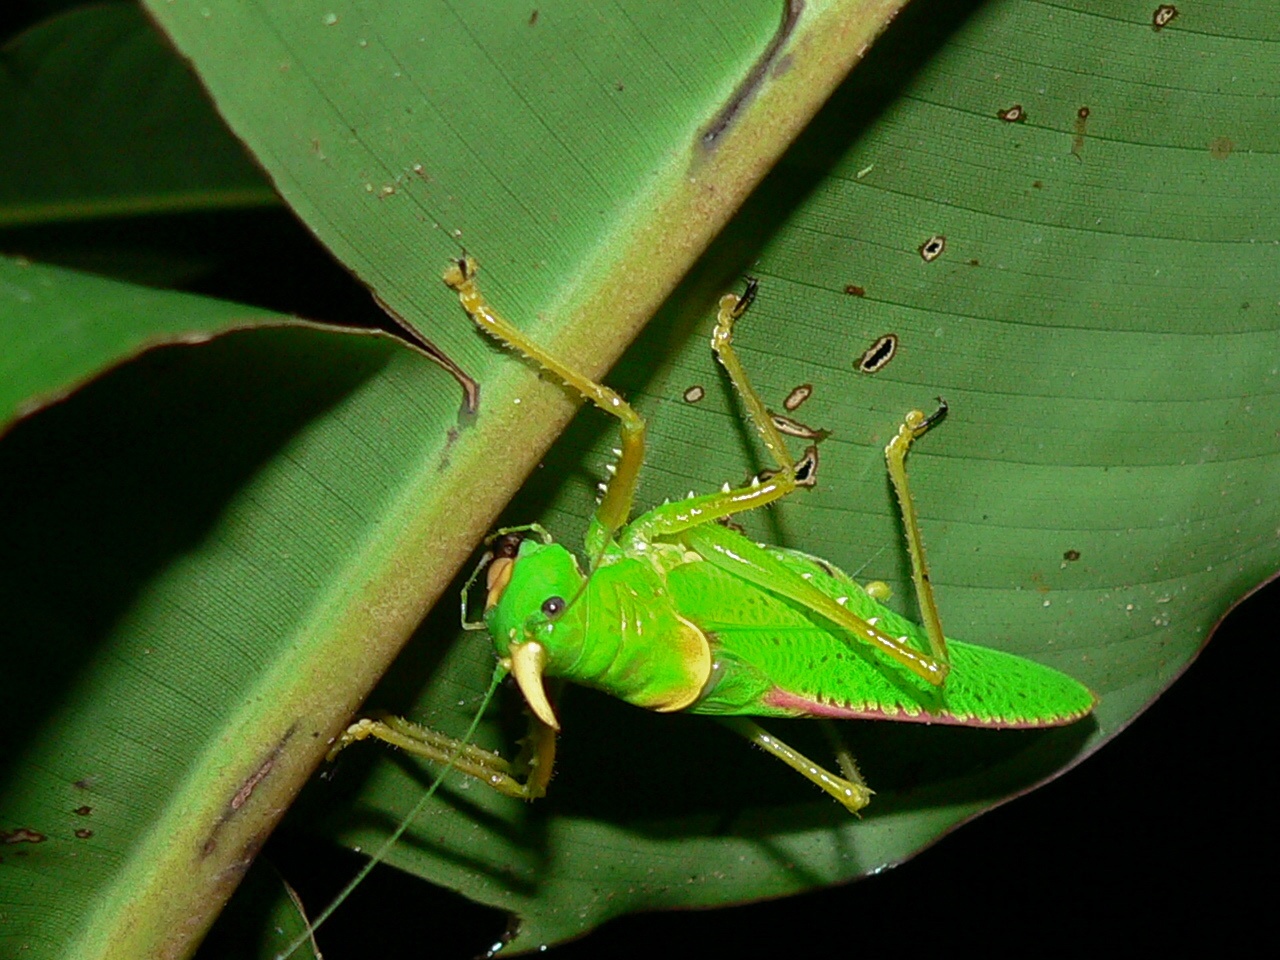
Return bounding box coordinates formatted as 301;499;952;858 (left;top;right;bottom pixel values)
509;642;559;731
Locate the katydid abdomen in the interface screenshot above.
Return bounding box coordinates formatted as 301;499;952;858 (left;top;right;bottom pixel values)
665;545;1095;727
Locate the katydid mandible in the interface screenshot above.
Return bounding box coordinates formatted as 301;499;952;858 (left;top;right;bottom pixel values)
334;258;1096;814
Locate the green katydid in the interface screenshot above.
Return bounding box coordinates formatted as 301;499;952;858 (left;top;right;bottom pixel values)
331;257;1096;816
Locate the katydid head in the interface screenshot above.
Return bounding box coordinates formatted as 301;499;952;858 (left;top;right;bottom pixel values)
483;536;585;731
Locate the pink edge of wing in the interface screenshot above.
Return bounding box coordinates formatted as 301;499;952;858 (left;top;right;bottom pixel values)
762;688;1096;730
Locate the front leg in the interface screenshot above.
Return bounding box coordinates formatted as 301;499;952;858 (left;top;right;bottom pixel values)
330;710;557;801
444;257;645;558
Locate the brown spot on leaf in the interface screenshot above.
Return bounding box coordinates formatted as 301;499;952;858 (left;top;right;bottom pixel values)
997;104;1025;123
1209;136;1234;160
1064;549;1081;562
75;829;94;840
857;334;899;374
73;806;92;816
1072;107;1090;159
919;235;946;262
770;413;830;441
844;284;866;297
794;445;820;488
1;828;46;844
715;516;746;534
1152;5;1178;30
683;385;705;404
783;384;813;411
757;445;820;489
201;726;295;859
231;755;276;812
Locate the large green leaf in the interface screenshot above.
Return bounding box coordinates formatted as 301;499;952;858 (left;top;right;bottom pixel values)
286;0;1280;952
0;256;464;959
0;4;273;225
2;1;908;958
0;255;311;434
0;0;1275;957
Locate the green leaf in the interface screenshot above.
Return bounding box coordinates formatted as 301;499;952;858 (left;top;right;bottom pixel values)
5;2;904;953
124;0;904;953
289;0;1280;951
0;4;274;226
0;255;302;433
0;257;470;959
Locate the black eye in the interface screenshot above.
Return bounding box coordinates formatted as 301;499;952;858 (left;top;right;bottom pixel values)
541;596;565;618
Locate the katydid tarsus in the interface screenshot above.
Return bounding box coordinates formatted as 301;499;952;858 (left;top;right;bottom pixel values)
334;255;1095;796
296;258;1095;950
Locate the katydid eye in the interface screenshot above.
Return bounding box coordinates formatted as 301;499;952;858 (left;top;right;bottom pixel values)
541;596;565;618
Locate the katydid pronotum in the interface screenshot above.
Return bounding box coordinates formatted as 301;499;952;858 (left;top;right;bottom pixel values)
332;258;1096;816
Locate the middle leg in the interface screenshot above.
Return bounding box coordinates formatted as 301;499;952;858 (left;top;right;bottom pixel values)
621;280;809;545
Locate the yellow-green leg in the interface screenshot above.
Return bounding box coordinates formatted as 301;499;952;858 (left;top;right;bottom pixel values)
621;280;806;545
719;717;873;814
884;401;951;676
445;257;644;559
716;280;952;683
330;710;557;800
332;257;643;806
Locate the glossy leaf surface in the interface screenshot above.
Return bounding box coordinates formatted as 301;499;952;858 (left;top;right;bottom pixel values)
0;1;1275;957
293;1;1278;952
